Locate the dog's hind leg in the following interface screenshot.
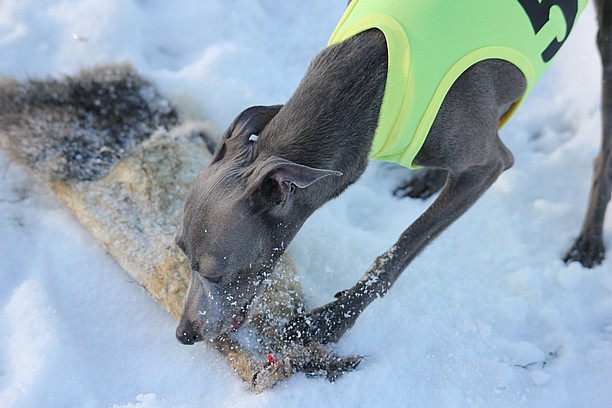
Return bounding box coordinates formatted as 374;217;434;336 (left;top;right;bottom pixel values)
565;0;612;267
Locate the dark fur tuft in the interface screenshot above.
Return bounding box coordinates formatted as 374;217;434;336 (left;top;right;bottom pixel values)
0;63;178;181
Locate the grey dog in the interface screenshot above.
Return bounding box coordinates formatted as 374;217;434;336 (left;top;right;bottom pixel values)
175;1;611;346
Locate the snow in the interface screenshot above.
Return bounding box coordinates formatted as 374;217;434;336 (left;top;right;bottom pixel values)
1;1;611;407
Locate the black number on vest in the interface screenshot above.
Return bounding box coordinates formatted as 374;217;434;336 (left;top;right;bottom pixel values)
518;0;579;62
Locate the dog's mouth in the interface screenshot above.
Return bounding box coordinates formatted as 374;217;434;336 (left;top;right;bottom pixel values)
229;294;258;331
231;309;248;330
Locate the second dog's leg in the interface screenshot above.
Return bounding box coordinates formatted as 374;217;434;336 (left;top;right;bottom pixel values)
283;139;513;344
565;0;612;267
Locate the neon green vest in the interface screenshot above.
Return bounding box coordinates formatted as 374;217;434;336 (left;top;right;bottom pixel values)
328;0;588;169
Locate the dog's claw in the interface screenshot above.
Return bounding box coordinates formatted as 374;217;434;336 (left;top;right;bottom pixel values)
334;290;347;299
564;236;605;268
302;354;364;382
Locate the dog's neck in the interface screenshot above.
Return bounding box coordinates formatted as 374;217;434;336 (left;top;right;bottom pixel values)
258;29;388;203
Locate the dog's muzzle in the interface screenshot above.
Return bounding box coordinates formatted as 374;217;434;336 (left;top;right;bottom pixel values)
175;322;203;345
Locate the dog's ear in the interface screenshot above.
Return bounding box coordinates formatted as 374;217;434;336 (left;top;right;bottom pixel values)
245;156;342;214
211;105;283;164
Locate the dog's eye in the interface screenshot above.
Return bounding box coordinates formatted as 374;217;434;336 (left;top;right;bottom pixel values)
204;275;223;285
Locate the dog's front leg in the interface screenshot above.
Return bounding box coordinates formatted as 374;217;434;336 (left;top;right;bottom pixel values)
393;168;448;199
283;153;512;344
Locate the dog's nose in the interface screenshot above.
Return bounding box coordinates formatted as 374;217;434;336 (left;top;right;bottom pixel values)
176;324;202;345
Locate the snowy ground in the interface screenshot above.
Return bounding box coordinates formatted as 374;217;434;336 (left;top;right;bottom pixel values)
1;1;611;407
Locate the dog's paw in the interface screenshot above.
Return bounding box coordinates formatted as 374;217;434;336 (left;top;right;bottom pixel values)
564;236;605;268
394;168;447;199
281;302;357;345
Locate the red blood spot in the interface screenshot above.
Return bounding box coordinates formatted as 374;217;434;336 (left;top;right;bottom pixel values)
231;313;244;330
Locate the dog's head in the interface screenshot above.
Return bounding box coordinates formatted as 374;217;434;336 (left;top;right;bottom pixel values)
175;105;341;343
